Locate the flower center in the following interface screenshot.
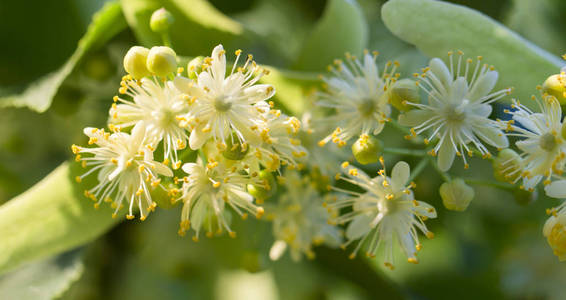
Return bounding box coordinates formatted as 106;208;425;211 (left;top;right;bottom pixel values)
357;98;376;118
444;104;467;124
539;133;558;151
214;95;232;112
378;195;400;215
548;223;566;257
154;108;176;128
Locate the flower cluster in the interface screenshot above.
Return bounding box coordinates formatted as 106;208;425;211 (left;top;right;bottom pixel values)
73;44;306;240
72;39;566;268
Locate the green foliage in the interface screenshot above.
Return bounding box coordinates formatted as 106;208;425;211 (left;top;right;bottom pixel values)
293;0;368;71
0;2;127;112
0;249;84;300
381;0;565;108
121;0;247;56
0;163;120;275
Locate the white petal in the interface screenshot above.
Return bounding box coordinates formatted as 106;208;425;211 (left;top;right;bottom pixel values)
429;58;452;88
182;162;198;174
543;215;557;237
474;125;508;148
391;161;410;191
189;126;210;150
545;180;566;198
468;70;498;102
437;141;456;172
449;77;468;103
269;240;288;261
130;121;147;148
152;162;173;177
398;109;435;127
210;44;226;81
345;214;372;240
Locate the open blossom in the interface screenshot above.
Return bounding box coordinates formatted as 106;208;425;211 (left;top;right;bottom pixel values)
72;122;173;220
175;158;265;240
252;111;307;171
502;94;566;191
543;202;566;261
267;171;341;261
317;51;397;147
327;159;436;270
174;44;275;150
110;75;189;168
399;52;510;171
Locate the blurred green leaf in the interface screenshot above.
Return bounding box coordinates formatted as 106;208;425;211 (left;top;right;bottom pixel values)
381;0;565;108
0;249;84;300
0;2;127;112
0;162;121;275
260;67;319;116
121;0;248;56
293;0;369;71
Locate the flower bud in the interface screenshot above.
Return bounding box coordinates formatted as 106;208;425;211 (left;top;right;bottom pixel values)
247;170;277;203
187;56;205;79
389;78;420;111
543;210;566;261
493;149;522;183
147;46;177;77
123;46;151;79
351;135;382;165
439;179;474;212
542;74;566;104
222;135;249;160
150;8;174;33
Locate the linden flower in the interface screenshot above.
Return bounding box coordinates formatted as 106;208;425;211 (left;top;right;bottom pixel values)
72;122;173;220
110;76;189;168
543;202;566;261
267;171;341;262
175;158;265;240
174;44;275;150
399;52;510;171
251;111;307;171
327;159;436;270
503;94;566;191
317;51;397;147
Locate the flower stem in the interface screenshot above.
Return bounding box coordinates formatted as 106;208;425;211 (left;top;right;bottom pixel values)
161;32;172;47
383;147;427;157
463;178;515;191
428;157;451;182
409;158;429;182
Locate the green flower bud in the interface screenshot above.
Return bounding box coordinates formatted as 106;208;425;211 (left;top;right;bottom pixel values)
439;179;474;212
150;8;174;33
352;135;383;165
222;135;249;160
513;188;537;206
187;56;204;79
493;149;522;183
542;74;566;105
123;46;151;79
247;170;277;203
146;46;177;77
389;78;420;112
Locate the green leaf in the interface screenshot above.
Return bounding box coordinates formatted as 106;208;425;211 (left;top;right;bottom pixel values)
0;2;127;112
381;0;565;108
0;249;84;300
260;67;319;116
0;162;121;275
293;0;369;71
121;0;247;56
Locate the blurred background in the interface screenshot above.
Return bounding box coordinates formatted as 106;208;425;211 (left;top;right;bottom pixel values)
1;0;566;299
